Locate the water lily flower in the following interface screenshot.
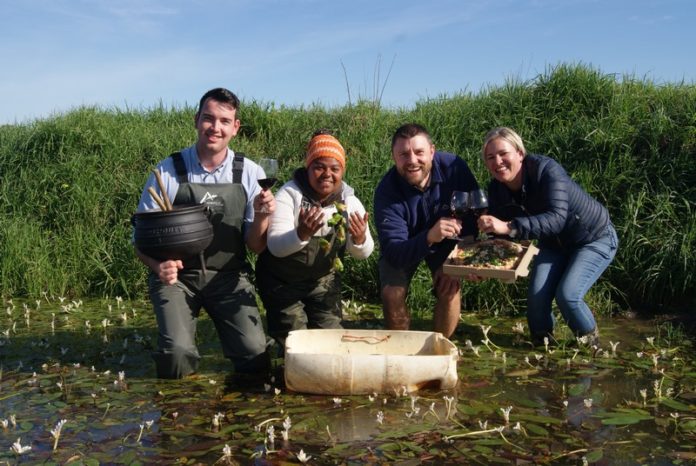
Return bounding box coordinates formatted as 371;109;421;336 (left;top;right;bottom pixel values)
116;296;123;308
646;336;655;346
563;400;569;407
9;415;16;428
368;394;375;402
172;412;179;420
333;397;342;407
50;419;67;450
512;322;525;334
478;420;488;430
282;416;291;441
0;419;8;429
543;337;549;353
639;388;648;406
209;379;217;385
636;352;644;358
297;449;312;463
442;396;456;419
583;398;593;408
500;406;513;423
652;354;659;369
609;341;619;354
266;424;275;444
221;443;232;460
10;437;31;455
376;411;384;424
274;388;281;396
212;412;224;428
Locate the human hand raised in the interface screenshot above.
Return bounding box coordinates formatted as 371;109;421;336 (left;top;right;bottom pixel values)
254;189;276;216
426;217;462;245
348;211;369;245
297;205;324;241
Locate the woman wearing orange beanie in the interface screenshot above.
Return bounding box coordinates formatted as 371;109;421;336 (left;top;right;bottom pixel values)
256;130;374;349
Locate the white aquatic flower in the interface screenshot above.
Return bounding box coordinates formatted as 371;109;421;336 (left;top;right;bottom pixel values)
442;396;456;419
10;437;31;455
583;398;593;408
563;400;569;407
266;424;275;444
512;322;525;334
636;352;644;358
222;444;232;459
333;397;342;406
145;420;154;429
274;388;281;396
478;420;488;430
297;449;312;463
609;341;619;354
376;411;384;424
577;335;588;345
368;394;375;402
209;379;217;385
480;325;491;339
471;346;481;357
513;421;522;431
652;354;659;368
0;419;8;429
9;415;16;428
283;416;292;431
118;371;125;382
212;412;224;427
500;406;513;423
50;419;67;451
646;336;655;345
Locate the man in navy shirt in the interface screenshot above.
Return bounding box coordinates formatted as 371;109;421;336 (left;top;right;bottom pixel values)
374;123;479;337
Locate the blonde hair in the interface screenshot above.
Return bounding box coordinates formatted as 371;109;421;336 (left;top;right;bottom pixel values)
481;127;527;159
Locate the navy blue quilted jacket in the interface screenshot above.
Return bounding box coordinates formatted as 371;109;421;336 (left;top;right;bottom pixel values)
487;154;610;250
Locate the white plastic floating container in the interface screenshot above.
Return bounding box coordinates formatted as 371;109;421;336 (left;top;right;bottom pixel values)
284;329;459;395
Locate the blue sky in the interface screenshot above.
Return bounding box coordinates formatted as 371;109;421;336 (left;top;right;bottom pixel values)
1;0;694;124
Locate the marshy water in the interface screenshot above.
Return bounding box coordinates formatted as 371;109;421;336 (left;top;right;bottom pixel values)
0;296;694;464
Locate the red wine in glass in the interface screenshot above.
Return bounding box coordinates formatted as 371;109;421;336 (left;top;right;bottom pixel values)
257;177;277;190
258;158;278;191
468;189;489;218
449;191;469;239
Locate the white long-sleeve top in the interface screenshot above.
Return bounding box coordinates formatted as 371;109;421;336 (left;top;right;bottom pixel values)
266;179;374;260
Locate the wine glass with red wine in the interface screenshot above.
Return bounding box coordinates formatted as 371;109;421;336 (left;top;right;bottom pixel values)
449;190;469;239
258;158;278;190
468;188;489;239
467;189;488;217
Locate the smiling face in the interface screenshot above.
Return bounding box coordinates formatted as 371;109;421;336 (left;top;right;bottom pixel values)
307;157;344;199
391;134;435;189
483;137;525;190
194;98;240;162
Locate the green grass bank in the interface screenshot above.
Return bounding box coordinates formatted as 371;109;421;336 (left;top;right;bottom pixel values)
1;64;694;316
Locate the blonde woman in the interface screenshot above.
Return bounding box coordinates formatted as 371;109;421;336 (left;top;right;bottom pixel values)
477;127;618;345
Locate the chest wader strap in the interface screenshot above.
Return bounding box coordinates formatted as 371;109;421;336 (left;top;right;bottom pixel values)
171;151;245;184
171;152;187;183
232;152;244;184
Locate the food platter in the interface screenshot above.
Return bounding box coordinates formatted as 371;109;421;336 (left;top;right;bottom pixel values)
443;238;539;283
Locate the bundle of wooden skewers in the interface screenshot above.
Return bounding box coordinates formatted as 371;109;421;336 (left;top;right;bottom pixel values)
148;169;174;211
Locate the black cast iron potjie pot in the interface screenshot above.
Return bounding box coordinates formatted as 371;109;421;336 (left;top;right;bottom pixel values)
132;204;213;261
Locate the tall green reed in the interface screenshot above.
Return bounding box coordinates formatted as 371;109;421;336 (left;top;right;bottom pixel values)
0;64;694;317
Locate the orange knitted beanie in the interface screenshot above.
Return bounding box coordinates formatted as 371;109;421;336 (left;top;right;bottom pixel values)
305;134;346;169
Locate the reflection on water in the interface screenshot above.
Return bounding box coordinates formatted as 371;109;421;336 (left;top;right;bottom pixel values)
0;298;694;464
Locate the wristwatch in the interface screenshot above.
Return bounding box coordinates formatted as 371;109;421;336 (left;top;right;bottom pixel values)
507;221;518;238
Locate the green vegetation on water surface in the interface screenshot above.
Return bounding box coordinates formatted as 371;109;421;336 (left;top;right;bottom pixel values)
1;63;695;317
0;296;694;464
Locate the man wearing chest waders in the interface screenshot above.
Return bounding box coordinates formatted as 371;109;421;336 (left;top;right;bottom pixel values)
134;88;273;379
